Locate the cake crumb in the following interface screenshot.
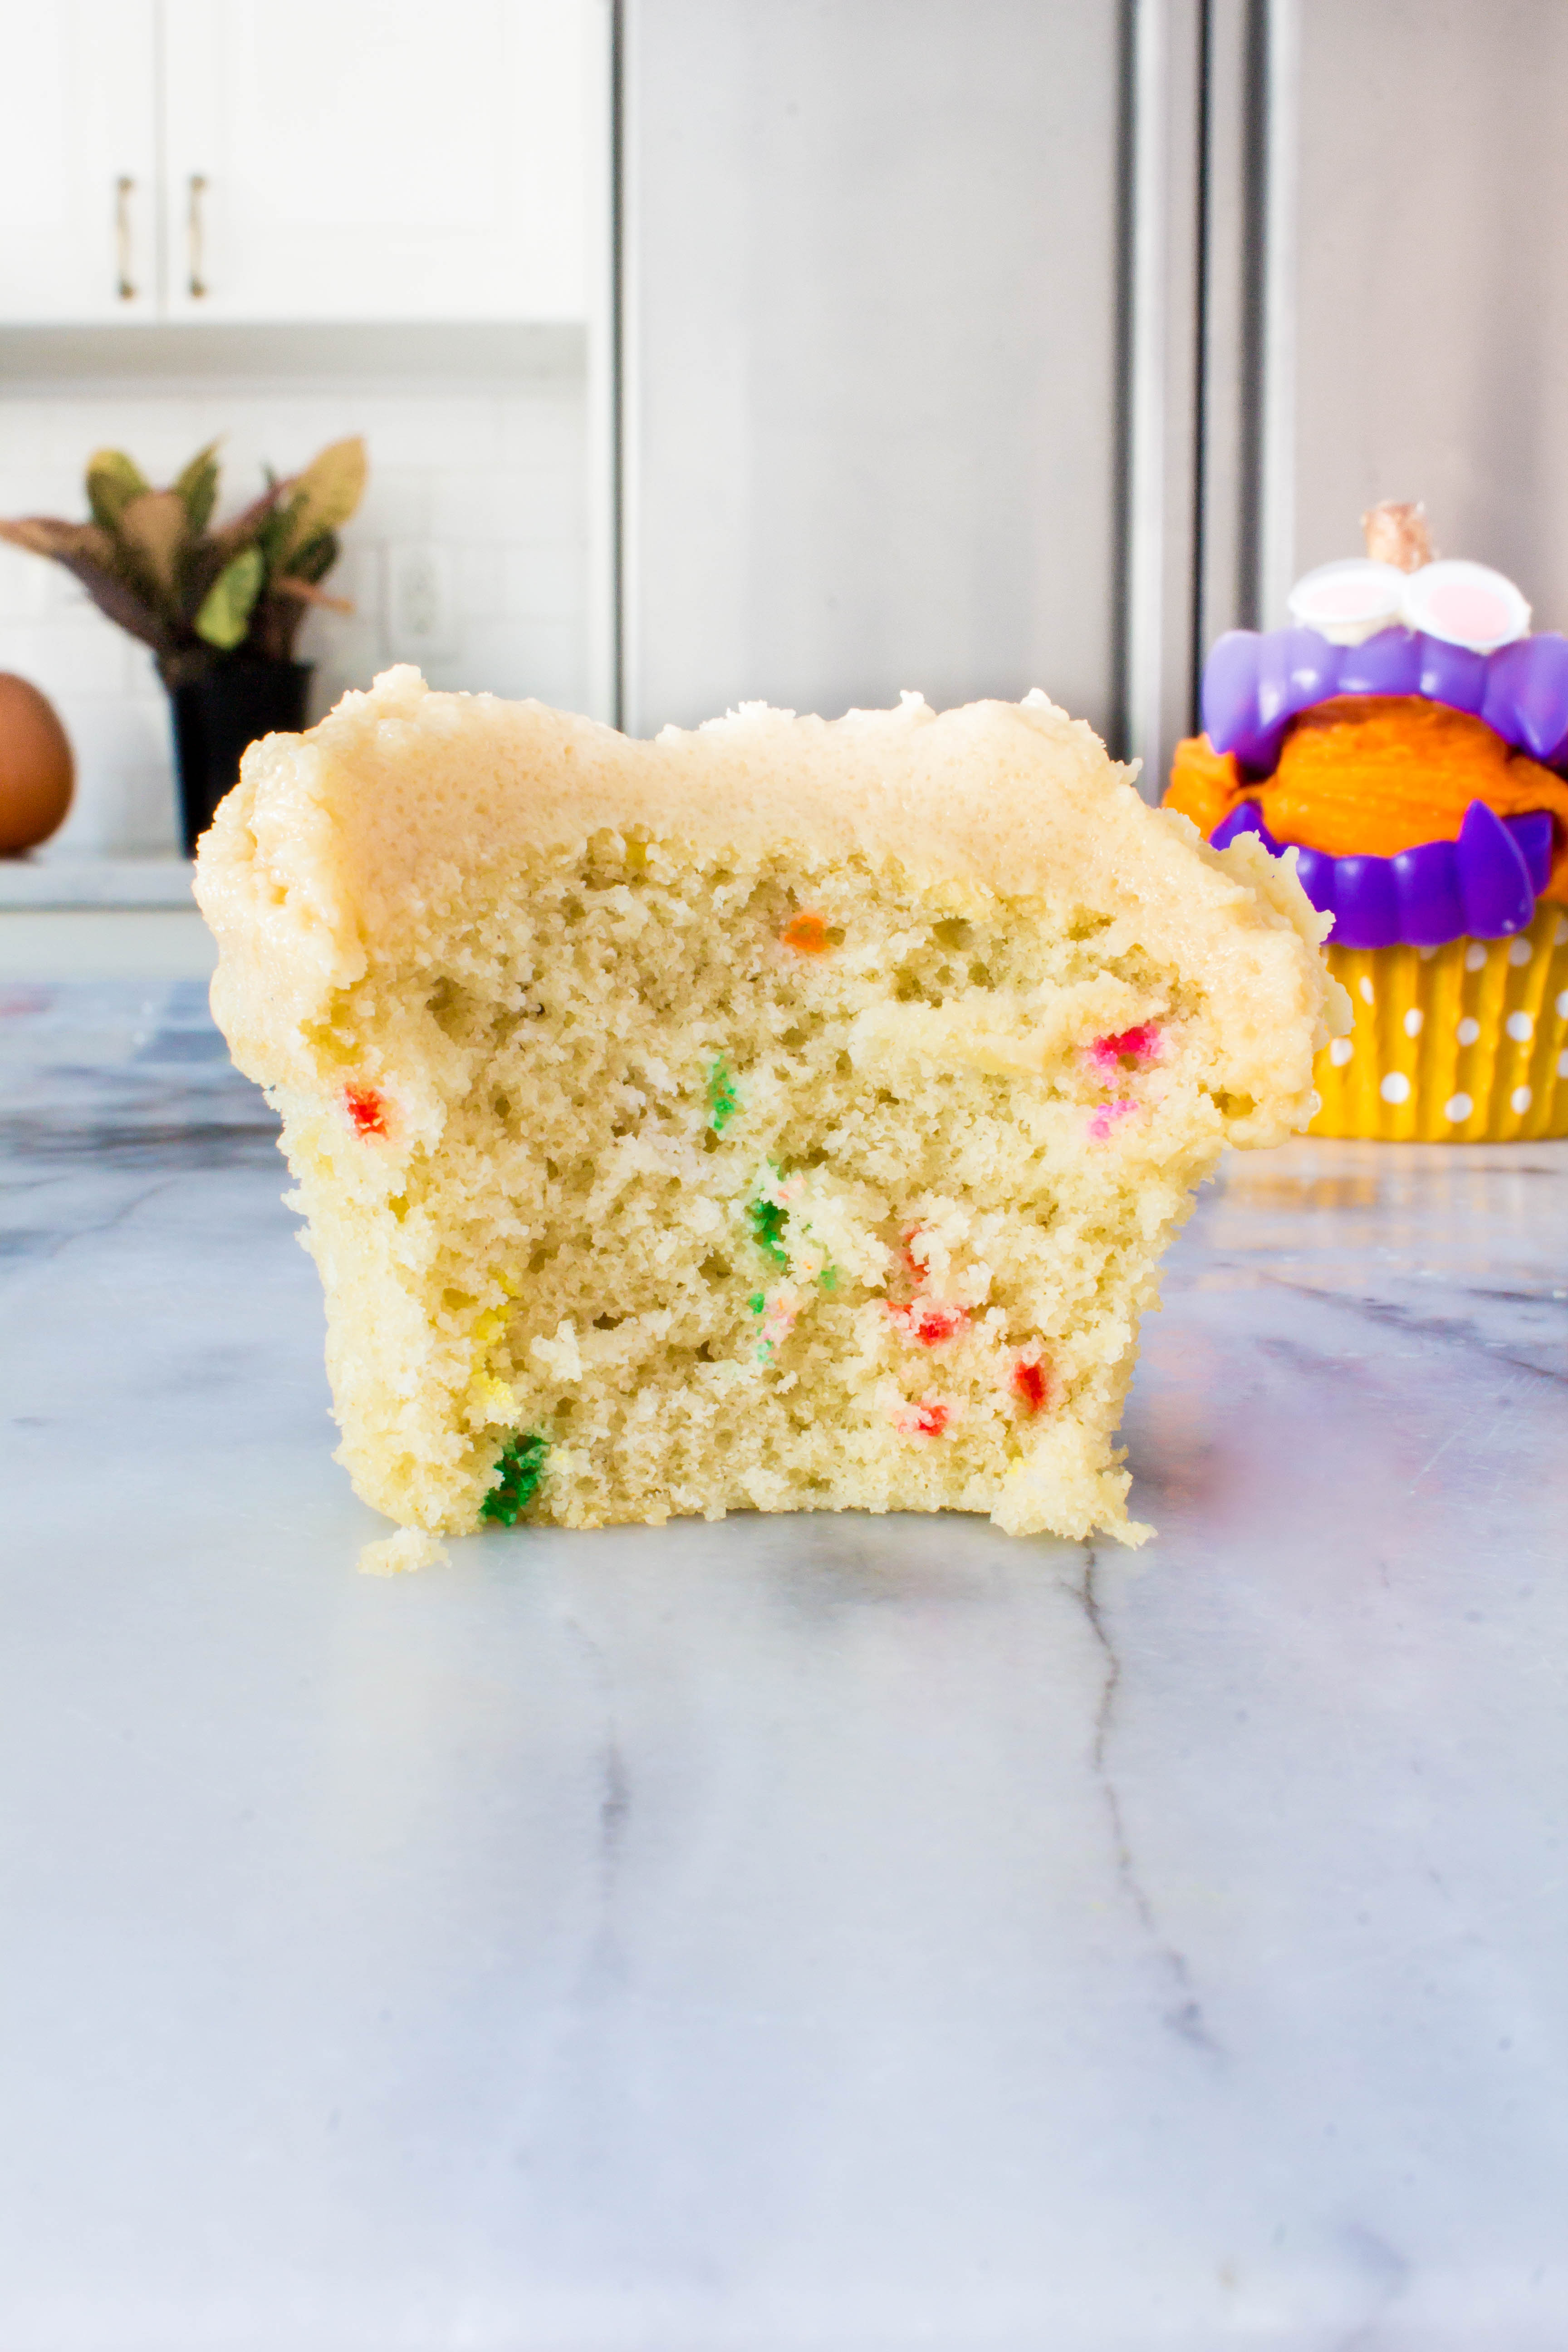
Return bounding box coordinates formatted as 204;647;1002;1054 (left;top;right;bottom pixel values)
359;1528;451;1577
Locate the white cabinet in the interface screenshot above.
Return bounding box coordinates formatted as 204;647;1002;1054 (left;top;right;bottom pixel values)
0;2;159;322
162;0;590;320
0;0;593;324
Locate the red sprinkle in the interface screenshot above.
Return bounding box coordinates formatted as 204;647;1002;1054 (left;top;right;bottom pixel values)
897;1397;951;1438
781;911;832;955
1011;1357;1050;1415
345;1084;387;1138
1085;1022;1162;1077
889;1300;969;1347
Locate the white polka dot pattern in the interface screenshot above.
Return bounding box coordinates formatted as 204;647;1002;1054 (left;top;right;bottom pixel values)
1309;902;1568;1140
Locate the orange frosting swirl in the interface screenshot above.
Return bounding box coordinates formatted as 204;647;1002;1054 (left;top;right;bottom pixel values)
1166;694;1568;902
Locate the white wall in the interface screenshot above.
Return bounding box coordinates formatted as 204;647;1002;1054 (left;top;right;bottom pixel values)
0;334;590;856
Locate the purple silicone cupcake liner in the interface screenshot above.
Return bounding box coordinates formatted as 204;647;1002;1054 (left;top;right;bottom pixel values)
1210;798;1552;950
1202;624;1568;775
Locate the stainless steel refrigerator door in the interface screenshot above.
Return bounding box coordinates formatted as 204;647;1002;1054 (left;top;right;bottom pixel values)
621;0;1128;741
1262;0;1568;627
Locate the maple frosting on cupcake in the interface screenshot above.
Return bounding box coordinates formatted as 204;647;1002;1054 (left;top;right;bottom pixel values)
1166;503;1568;1141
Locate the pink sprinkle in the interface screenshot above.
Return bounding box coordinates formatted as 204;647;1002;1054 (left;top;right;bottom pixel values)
757;1293;799;1355
1084;1023;1162;1078
894;1396;951;1438
888;1300;969;1347
1088;1098;1137;1143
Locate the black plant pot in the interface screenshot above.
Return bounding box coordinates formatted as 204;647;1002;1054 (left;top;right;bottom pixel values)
169;658;313;858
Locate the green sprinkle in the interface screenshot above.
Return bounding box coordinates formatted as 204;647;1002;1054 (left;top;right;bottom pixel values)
480;1430;548;1526
707;1059;739;1132
748;1196;788;1268
748;1292;766;1316
819;1265;838;1291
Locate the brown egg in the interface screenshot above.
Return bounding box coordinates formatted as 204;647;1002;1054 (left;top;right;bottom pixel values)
0;673;74;855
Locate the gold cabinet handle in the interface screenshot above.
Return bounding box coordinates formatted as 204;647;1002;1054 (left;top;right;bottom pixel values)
115;175;136;301
187;173;208;299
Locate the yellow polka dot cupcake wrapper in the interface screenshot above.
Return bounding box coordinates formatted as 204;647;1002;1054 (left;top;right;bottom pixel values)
1311;902;1568;1140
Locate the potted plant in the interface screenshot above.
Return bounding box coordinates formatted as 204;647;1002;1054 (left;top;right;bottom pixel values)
0;436;366;855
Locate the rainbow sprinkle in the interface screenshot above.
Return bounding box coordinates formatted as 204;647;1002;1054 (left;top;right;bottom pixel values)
894;1395;952;1438
1084;1023;1162;1079
707;1059;739;1132
781;911;832;955
480;1430;548;1525
748;1195;789;1267
345;1083;387;1137
888;1299;969;1347
753;1289;800;1360
1088;1098;1137;1143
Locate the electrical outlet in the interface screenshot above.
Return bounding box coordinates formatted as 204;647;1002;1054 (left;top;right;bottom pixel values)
387;543;458;662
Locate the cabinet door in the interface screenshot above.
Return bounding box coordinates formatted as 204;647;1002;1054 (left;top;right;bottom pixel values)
0;0;158;323
161;0;591;321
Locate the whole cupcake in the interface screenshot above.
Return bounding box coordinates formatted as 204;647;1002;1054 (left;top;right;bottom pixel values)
1165;503;1568;1140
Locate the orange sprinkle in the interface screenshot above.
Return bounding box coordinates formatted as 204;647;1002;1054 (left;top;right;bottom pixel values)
781;911;832;955
345;1084;387;1138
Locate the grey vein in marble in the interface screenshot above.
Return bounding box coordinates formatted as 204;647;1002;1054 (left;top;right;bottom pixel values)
2;980;1565;2352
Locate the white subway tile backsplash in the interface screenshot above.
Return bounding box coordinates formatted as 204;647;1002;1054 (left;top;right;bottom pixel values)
0;366;590;854
429;467;563;544
455;544;506;617
457;619;585;710
500;394;584;473
47;696;181;857
4;619;133;696
0;546;49;621
503;541;585;620
354;466;433;540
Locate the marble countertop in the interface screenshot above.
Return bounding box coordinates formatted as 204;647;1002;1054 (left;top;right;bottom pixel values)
3;977;1565;2352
